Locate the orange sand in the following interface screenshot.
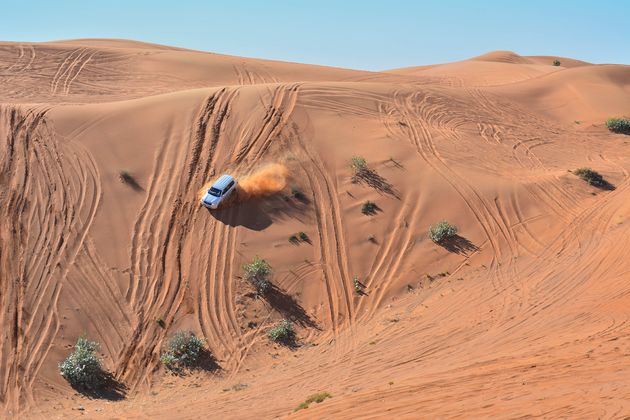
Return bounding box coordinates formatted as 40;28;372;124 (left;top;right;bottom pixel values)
1;40;630;419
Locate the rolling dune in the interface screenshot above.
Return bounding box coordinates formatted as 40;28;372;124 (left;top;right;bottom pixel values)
1;40;630;418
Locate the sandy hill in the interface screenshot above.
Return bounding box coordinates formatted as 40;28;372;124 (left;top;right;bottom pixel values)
388;50;594;86
1;40;630;419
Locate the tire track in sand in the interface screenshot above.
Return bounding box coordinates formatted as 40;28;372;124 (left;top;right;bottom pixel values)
118;88;239;389
0;107;102;414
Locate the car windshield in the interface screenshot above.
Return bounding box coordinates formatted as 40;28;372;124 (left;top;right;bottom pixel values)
208;187;222;197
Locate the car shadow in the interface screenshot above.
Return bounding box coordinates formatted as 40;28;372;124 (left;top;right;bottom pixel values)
208;191;311;231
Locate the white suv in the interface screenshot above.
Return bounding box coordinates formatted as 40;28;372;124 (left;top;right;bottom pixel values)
201;174;238;209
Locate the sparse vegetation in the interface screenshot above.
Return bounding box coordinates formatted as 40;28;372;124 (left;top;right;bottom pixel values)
267;319;295;344
160;331;205;373
289;232;309;244
350;156;368;173
294;392;332;412
605;117;630;134
368;234;376;243
428;220;458;243
353;275;364;295
118;169;143;191
59;337;104;389
552;59;561;66
574;167;613;189
361;200;378;215
118;169;133;183
243;256;272;295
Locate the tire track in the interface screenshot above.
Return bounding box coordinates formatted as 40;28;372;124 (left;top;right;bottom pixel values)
0;106;103;414
118;87;239;389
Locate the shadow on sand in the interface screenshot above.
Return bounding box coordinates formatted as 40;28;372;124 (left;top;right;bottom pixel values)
353;168;399;199
264;285;319;330
437;234;479;256
70;372;127;401
119;173;144;192
208;190;310;231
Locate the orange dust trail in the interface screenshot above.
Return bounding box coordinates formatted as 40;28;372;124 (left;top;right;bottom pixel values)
197;163;289;204
238;163;289;199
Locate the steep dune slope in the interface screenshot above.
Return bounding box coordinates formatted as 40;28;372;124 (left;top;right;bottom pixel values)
1;41;630;418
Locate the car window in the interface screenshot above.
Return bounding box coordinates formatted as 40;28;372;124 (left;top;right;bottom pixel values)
225;181;235;192
209;187;221;197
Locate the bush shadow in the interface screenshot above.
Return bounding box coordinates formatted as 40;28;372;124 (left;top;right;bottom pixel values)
361;202;381;216
196;348;222;373
438;234;479;256
119;173;144;192
70;371;127;401
264;285;319;330
353;168;399;199
594;180;616;191
354;279;368;296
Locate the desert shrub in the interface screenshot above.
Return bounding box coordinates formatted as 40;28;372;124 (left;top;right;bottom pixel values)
361;201;378;215
368;234;376;242
289;234;299;243
267;319;295;344
552;59;561;66
353;275;364;295
59;337;103;389
298;231;309;242
243;256;271;295
428;221;458;243
350;156;368;173
160;331;205;372
605;117;630;134
295;392;332;412
574;167;613;189
118;170;133;183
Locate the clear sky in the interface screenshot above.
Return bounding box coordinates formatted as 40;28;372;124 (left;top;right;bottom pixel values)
1;0;628;70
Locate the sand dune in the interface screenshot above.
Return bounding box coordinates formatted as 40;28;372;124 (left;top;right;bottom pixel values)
1;41;630;418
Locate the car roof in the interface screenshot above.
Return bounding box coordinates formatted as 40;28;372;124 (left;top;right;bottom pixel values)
211;174;234;190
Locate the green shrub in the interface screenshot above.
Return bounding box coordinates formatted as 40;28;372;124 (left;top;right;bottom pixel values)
361;201;378;215
350;156;368;173
59;337;103;389
289;234;299;243
294;392;332;412
267;319;295;344
160;331;205;372
605;117;630;134
428;221;458;243
574;167;613;189
353;275;364;295
243;256;271;295
119;169;132;182
298;231;309;242
552;59;561;66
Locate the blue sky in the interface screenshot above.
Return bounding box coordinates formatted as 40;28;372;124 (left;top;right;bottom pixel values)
1;1;628;70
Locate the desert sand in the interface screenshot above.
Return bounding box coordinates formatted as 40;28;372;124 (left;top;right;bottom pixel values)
1;40;630;418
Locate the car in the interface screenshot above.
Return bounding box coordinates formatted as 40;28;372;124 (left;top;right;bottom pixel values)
201;174;238;209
